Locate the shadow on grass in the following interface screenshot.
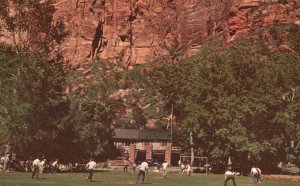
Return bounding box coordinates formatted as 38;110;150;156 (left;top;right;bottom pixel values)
89;180;102;183
36;178;47;180
138;183;152;184
94;170;110;172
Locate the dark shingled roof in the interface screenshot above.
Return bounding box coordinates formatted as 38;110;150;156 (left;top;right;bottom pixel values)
113;129;170;142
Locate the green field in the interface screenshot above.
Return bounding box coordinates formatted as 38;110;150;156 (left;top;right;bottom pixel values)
0;172;298;186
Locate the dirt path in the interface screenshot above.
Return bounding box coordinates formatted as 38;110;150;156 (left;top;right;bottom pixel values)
264;175;300;182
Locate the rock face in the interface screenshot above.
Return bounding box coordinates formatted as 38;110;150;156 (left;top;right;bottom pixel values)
55;0;300;65
1;0;299;65
227;0;300;42
53;0;238;66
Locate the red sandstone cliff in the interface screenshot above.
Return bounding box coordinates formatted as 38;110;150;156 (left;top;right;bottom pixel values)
53;0;299;66
54;0;217;66
1;0;300;65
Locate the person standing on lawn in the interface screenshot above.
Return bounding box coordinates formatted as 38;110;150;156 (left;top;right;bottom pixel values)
31;158;40;180
186;163;192;176
136;160;148;184
178;159;182;174
224;166;236;186
39;158;46;174
132;161;137;172
162;160;168;178
51;159;59;173
250;165;262;183
85;158;97;182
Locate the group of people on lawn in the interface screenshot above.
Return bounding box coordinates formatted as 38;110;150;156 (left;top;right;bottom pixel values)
31;158;60;179
136;160;169;184
30;157;168;183
29;156;262;185
224;165;262;186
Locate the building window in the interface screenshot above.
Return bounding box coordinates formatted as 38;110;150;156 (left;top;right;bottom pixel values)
124;142;131;146
160;142;167;146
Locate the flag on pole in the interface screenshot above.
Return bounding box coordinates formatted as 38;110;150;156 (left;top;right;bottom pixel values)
163;114;174;129
163;114;174;121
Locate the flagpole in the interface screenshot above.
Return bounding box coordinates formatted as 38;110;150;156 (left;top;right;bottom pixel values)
170;104;173;166
170;104;173;145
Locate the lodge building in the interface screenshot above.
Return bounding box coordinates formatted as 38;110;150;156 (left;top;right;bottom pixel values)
113;129;181;165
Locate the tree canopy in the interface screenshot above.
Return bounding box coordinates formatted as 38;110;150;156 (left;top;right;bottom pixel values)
0;45;68;158
149;25;300;171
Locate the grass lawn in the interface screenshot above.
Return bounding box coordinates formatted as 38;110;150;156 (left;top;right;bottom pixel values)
0;171;299;186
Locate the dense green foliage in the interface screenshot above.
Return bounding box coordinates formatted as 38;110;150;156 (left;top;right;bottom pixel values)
0;45;68;158
0;47;122;161
63;60;129;160
0;1;116;161
150;30;300;171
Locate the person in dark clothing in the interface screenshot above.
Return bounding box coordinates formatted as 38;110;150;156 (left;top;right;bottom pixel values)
123;163;128;172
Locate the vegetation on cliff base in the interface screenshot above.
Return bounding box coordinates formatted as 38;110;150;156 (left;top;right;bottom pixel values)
0;46;68;158
149;26;300;171
0;46;122;161
0;0;115;161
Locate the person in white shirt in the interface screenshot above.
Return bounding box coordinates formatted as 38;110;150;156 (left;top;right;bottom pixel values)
250;166;258;175
186;163;191;176
2;155;10;172
132;162;137;172
0;155;4;171
162;160;168;178
51;159;59;173
181;163;186;174
32;158;40;180
250;165;260;183
257;167;262;183
224;166;236;186
85;158;97;182
1;155;7;171
178;159;182;173
136;160;148;184
39;159;46;174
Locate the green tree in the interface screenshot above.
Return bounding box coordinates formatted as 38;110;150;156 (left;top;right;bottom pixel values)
0;45;68;158
150;33;300;171
0;0;70;160
64;60;127;160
